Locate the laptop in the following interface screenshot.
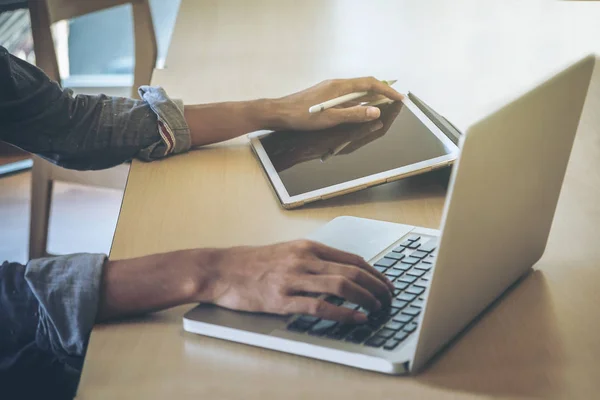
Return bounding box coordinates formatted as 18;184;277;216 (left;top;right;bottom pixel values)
184;55;596;374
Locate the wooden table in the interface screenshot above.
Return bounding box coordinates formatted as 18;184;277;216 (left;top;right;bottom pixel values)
77;1;600;398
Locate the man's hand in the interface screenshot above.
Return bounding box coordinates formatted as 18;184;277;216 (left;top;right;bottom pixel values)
185;76;403;147
98;241;394;324
197;240;394;324
269;77;404;131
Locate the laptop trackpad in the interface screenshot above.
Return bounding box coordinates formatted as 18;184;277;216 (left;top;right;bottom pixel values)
307;216;414;262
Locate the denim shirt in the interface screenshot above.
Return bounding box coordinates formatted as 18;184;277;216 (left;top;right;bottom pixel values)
0;45;191;397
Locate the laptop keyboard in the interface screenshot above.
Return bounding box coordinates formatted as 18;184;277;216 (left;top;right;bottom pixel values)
287;235;437;351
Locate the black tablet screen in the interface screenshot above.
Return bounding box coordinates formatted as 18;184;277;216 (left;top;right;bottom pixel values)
259;102;452;196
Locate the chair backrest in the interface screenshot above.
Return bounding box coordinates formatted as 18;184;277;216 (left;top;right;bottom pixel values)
29;0;157;97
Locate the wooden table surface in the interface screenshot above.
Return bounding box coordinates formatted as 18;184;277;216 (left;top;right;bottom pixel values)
77;1;600;398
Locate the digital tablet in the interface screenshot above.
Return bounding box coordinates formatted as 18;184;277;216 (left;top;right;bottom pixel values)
248;96;460;209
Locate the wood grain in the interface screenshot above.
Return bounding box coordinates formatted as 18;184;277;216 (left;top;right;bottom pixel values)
78;1;600;398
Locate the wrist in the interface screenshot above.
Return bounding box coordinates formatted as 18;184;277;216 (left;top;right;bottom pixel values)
185;247;224;303
251;98;285;131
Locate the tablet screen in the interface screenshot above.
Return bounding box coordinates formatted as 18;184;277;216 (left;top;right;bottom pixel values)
259;101;452;196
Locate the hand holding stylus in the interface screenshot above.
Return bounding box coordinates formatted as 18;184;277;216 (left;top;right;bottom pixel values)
269;77;403;132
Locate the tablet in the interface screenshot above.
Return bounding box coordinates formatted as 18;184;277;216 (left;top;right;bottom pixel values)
249;97;459;208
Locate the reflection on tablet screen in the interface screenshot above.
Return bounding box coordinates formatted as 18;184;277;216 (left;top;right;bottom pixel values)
259;101;451;196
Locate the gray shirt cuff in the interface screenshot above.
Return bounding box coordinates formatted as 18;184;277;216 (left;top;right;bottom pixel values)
25;253;106;359
137;85;191;160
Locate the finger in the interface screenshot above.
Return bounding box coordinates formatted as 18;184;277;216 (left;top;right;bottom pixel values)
326;105;382;124
284;296;367;324
310;242;395;291
288;275;381;311
304;261;393;306
346;76;404;101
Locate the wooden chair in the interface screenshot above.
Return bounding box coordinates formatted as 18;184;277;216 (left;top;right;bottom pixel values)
27;0;157;259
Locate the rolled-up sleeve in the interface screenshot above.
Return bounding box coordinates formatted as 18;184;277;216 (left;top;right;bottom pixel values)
1;255;103;397
23;254;106;361
137;86;191;160
0;46;191;170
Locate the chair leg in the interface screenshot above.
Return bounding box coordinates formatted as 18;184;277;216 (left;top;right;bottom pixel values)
28;0;60;82
29;157;53;260
131;0;157;98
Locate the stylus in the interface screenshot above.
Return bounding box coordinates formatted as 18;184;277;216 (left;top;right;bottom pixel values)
308;80;397;114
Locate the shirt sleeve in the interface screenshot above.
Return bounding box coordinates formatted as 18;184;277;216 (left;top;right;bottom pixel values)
0;257;97;398
22;254;106;362
0;45;190;170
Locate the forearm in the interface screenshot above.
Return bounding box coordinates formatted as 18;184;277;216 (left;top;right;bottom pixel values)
184;99;280;146
96;249;217;321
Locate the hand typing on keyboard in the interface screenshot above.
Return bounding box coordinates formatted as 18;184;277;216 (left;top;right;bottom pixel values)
197;240;394;323
287;236;437;351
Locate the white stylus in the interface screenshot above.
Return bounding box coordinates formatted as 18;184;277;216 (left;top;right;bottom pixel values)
308;79;397;114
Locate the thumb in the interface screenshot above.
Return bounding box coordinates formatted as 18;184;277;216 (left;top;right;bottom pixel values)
327;106;381;124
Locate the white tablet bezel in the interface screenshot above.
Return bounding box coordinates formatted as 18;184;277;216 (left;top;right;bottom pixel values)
248;97;459;208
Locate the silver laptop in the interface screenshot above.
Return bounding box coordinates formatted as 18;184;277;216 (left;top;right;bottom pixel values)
184;55;596;374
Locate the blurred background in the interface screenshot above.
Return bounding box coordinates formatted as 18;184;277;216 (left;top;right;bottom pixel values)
1;0;180;89
0;0;181;264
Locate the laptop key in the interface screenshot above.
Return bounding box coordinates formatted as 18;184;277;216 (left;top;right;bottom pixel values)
402;307;421;317
385;252;405;261
411;250;429;259
365;336;386;348
391;299;408;309
377;328;396;339
403;322;418;333
406;241;421;250
394;263;412;272
308;319;338;336
393;314;413;324
407;269;426;278
398;275;418;284
389;307;402;316
401;257;421;265
327;323;355;340
383;339;401;350
392;245;406;253
385;269;402;278
345;326;373;344
411;299;424;308
287;319;314;333
397;292;417;302
393;281;409;290
375;258;397;268
374;266;388;273
385;321;404;331
394;331;409;341
407;235;421;242
406;286;426;296
399;240;413;248
414;264;432;271
419;241;438;253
